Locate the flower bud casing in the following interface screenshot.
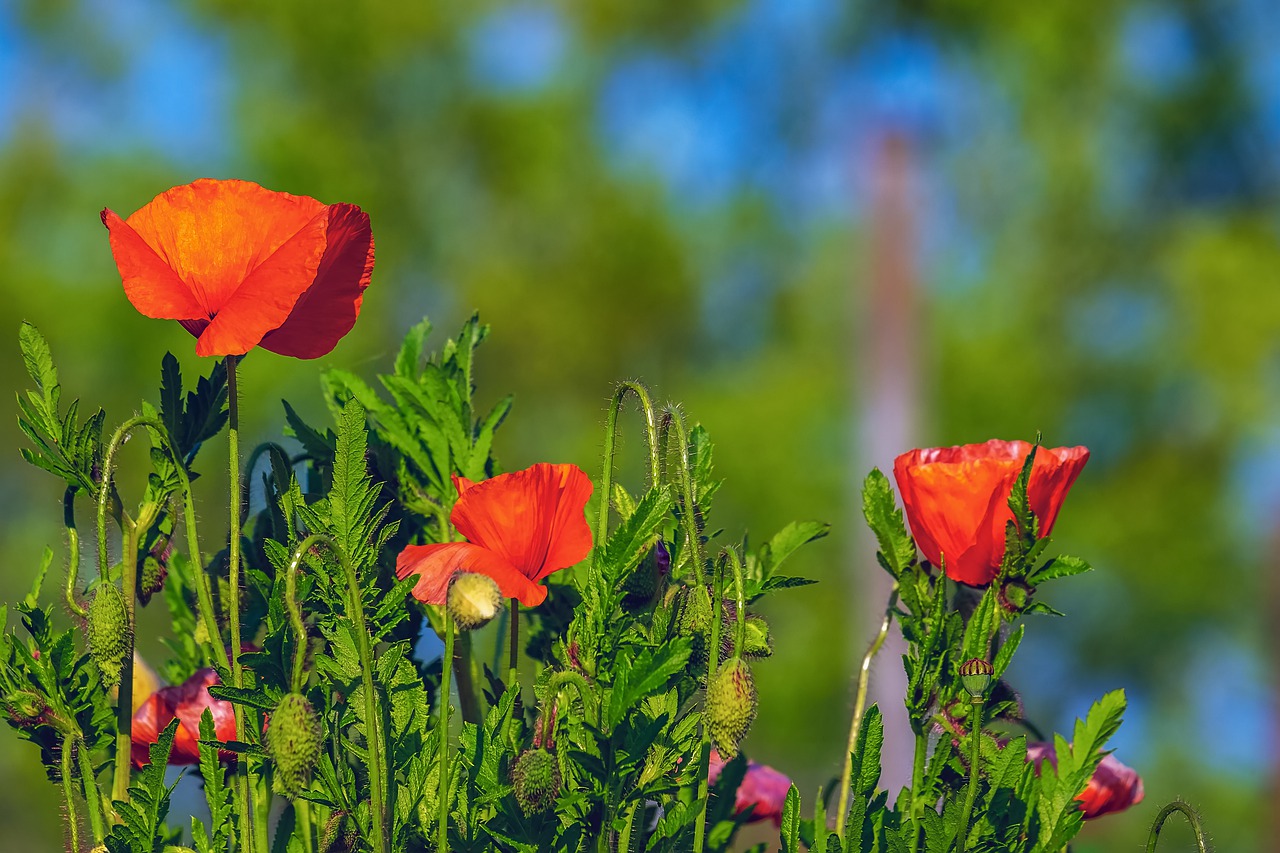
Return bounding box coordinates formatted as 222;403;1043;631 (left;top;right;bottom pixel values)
511;747;562;815
705;656;757;759
447;572;503;631
267;692;323;799
88;583;132;689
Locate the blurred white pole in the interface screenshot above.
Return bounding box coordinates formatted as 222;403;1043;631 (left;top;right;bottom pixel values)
854;130;920;794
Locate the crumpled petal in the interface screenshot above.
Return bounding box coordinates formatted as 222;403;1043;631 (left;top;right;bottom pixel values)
1025;742;1144;819
707;748;792;826
449;463;593;582
132;667;238;768
396;541;549;607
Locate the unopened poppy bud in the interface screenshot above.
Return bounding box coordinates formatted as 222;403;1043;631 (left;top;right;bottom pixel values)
88;582;131;689
677;585;714;666
705;656;757;759
266;692;323;799
447;572;503;631
137;555;168;606
743;615;772;659
511;747;561;815
4;690;47;727
958;658;993;697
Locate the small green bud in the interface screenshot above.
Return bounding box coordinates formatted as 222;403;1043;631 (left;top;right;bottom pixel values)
511;747;561;815
4;690;47;728
998;580;1033;614
677;585;714;667
137;555;167;606
87;583;131;689
705;656;757;759
267;692;323;799
958;658;993;697
743;614;772;659
447;572;503;631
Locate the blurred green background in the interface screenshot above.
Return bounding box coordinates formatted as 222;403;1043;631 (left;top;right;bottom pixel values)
1;0;1277;849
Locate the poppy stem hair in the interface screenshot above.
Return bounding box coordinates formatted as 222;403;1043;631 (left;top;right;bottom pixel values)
284;536;325;694
1145;800;1211;853
660;404;706;588
438;604;455;853
595;381;661;580
62;488;86;618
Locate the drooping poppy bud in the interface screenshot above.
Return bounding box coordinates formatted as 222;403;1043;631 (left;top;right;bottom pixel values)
705;657;757;759
266;692;323;799
677;585;714;667
958;658;993;697
447;572;503;631
137;555;168;606
4;690;48;728
88;583;131;689
511;747;562;815
743;615;772;659
623;539;670;606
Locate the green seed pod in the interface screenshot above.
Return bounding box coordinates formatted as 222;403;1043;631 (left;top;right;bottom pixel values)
267;692;323;799
958;658;993;698
88;583;131;689
705;656;756;759
511;747;561;816
742;614;773;659
447;572;503;631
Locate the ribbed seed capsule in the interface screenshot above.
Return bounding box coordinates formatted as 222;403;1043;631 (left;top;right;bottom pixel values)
267;692;323;799
511;747;561;815
705;656;756;759
87;583;131;689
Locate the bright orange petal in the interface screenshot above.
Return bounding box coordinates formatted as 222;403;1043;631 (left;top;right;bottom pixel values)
102;209;207;321
1028;446;1089;537
449;463;593;584
259;204;375;358
396;542;547;607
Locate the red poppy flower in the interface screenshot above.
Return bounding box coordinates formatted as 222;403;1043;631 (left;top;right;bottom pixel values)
708;749;791;826
101;178;374;359
396;463;593;608
1026;742;1144;819
131;668;237;768
892;440;1089;586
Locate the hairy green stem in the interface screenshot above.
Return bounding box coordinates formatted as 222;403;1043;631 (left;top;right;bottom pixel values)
296;798;315;853
438;609;456;853
595;382;661;603
662;407;705;587
224;356;260;853
1145;801;1210;852
726;548;746;657
508;599;520;691
63;489;87;618
111;508;149;805
283;542;311;694
957;696;984;853
693;555;727;853
910;730;927;853
837;583;899;838
239;442;294;522
76;735;106;842
61;736;80;852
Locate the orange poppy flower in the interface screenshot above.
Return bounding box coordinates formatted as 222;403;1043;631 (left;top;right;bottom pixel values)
892;440;1089;586
101;178;374;359
396;463;594;608
1026;742;1144;819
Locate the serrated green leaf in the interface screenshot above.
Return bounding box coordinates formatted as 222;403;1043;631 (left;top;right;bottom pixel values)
780;784;802;853
862;470;916;578
1028;554;1092;585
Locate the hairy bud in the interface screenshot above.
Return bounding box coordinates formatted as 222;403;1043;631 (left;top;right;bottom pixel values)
705;656;757;759
88;582;131;689
677;585;714;667
137;555;168;606
511;747;562;816
267;693;323;799
623;539;670;606
4;690;47;728
447;573;503;631
742;614;773;659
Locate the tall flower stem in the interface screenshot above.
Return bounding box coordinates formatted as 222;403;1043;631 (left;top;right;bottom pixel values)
957;694;984;853
63;488;87;618
661;406;706;588
693;555;726;853
283;544;310;694
76;735;106;842
438;607;456;853
508;600;520;690
1145;801;1210;852
837;583;899;839
61;736;81;852
454;633;482;723
595;382;661;591
224;355;260;853
909;730;927;853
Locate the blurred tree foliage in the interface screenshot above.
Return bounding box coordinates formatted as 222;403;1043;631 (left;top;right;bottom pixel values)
1;0;1276;849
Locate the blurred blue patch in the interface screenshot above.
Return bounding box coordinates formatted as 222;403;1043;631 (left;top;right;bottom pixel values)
1118;4;1199;95
467;4;567;96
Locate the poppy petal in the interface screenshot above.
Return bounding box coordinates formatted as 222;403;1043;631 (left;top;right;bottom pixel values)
1028;446;1090;537
192;208;330;356
102;209;207;321
449;463;593;583
396;542;548;607
259;204;375;358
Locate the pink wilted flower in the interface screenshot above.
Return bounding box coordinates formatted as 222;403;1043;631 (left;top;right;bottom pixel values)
708;748;792;826
1025;742;1144;819
131;668;237;768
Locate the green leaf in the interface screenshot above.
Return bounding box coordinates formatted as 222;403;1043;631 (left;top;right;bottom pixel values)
764;520;830;571
602;485;674;585
19;321;58;408
1008;442;1039;540
862;470;916;578
605;639;691;728
394;316;432;378
843;705;885;845
196;709;232;853
780;785;802;853
1029;554;1092;585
